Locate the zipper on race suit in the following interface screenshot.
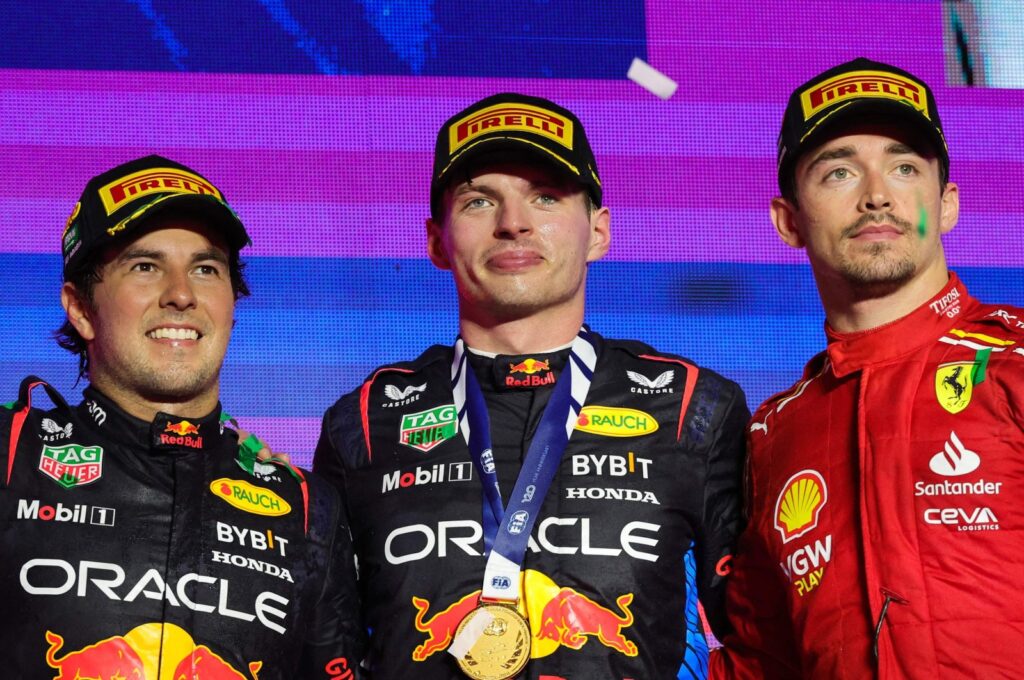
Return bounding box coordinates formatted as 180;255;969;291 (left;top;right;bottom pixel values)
873;587;909;661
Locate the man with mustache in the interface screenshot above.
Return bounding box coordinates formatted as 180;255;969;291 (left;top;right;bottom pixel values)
711;58;1024;678
314;93;750;678
0;156;365;679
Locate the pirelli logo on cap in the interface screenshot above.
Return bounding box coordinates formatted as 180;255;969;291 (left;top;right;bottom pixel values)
98;168;223;215
449;102;574;153
800;70;929;121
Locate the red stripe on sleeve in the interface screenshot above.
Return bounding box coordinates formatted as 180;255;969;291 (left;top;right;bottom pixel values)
639;355;699;441
7;380;44;485
359;367;414;462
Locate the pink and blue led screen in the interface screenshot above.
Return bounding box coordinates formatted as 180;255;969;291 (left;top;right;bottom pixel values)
3;0;1022;465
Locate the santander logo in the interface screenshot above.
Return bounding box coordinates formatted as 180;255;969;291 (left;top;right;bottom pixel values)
929;431;981;476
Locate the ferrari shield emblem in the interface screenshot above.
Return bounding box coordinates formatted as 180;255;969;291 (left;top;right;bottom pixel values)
935;362;974;414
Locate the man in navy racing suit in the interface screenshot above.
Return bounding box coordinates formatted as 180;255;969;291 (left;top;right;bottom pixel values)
314;93;749;679
0;155;366;679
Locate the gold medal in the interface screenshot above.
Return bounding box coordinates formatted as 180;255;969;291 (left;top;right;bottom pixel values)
453;603;531;679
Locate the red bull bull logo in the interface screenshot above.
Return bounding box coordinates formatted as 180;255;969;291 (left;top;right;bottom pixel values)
506;359;555;388
536;589;638;656
509;358;550;375
165;420;201;436
173;644;262;679
410;571;639;663
45;623;261;680
46;630;145;680
411;591;481;661
161;420;203;448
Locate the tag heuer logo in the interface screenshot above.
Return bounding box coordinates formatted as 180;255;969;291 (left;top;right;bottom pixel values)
627;369;674;394
38;444;103;489
399;404;457;452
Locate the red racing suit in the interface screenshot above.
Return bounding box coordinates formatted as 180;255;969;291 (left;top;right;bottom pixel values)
711;273;1024;679
0;378;366;680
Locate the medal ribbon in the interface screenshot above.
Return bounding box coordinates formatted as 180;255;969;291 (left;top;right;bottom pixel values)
451;327;597;602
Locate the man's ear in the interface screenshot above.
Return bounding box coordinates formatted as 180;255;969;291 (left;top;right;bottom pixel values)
938;182;959;235
61;282;96;341
770;196;806;249
586;206;611;263
426;217;451;270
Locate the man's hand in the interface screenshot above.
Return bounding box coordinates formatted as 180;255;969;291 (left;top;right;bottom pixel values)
236;428;293;466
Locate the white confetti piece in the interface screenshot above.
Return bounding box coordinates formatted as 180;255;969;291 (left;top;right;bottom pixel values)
627;57;678;100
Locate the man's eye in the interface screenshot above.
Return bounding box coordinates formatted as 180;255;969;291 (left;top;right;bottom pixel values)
196;264;220;276
465;197;490;209
896;163;917;176
537;193;558;205
827;168;850;181
131;262;156;272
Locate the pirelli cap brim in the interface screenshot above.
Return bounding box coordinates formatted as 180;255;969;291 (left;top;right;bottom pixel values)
777;58;949;194
430;93;603;217
61;155;250;279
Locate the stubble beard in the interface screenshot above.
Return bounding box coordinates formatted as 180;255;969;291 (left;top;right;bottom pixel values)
835;213;917;295
106;347;222;409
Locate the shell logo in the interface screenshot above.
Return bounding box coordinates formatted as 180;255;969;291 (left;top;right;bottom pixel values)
773;469;828;543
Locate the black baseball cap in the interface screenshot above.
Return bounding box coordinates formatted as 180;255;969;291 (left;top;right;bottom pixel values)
777;58;949;196
430;93;603;218
61;155;251;280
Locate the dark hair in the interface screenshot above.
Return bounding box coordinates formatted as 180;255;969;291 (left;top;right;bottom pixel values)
54;241;250;380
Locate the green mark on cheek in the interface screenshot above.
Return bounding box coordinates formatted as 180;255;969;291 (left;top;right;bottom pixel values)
917;193;928;238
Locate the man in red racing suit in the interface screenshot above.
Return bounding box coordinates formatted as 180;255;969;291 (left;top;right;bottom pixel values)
711;59;1024;678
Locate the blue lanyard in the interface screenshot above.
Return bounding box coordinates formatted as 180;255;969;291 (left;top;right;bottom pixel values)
451;327;597;601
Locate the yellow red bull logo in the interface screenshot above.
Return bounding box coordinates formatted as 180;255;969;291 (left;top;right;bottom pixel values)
509;358;550;375
410;570;638;663
210;478;290;517
165;420;200;436
507;358;555;388
45;623;261;680
449;102;573;153
161;420;203;448
574;406;658;437
98;167;223;215
774;469;828;543
800;69;929;121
